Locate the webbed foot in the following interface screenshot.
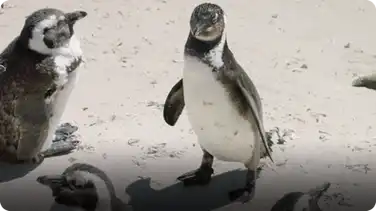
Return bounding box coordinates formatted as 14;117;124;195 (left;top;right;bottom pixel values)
41;123;80;158
228;184;255;203
228;169;256;203
41;140;79;158
53;122;79;143
177;166;214;186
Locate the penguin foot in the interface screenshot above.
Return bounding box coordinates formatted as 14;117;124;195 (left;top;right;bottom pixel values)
228;184;255;203
40;123;80;158
53;123;78;143
41;139;80;158
177;167;214;186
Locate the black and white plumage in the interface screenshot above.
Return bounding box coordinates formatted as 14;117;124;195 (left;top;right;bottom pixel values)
0;8;87;164
163;2;273;203
352;74;376;91
37;163;128;211
270;183;330;211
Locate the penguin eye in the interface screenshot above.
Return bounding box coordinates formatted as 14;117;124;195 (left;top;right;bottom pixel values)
57;20;65;27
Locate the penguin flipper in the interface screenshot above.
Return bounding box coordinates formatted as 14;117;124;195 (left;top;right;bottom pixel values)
163;79;185;126
352;74;376;90
225;67;273;163
14;95;50;161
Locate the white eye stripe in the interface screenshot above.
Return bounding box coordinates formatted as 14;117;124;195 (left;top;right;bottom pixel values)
37;18;58;33
28;15;83;57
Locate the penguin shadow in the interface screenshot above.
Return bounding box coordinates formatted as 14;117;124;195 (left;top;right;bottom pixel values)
125;169;250;211
47;197;130;211
0;162;39;183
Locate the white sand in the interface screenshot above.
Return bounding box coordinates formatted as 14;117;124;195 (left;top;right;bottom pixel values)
1;0;376;210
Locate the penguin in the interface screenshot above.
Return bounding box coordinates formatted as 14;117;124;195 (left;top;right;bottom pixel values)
0;8;87;164
163;2;273;203
352;74;376;91
270;182;331;211
37;163;129;211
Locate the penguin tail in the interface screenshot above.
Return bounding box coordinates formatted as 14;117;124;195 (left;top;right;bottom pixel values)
352;75;376;90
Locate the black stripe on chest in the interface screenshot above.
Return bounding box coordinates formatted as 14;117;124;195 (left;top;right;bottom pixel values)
184;34;252;119
184;33;224;69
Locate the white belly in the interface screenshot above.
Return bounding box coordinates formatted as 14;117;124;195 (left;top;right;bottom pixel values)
42;59;80;151
183;56;257;163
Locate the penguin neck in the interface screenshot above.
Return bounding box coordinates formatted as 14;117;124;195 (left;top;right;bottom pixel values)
75;171;114;211
64;164;118;211
185;32;223;53
185;31;227;69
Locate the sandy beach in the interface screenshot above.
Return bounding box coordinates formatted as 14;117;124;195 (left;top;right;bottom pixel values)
1;0;376;210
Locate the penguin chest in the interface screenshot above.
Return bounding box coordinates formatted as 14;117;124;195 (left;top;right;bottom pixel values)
42;55;81;150
183;57;257;163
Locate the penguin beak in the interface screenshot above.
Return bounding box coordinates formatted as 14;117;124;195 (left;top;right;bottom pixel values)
192;23;207;37
65;11;87;25
37;175;68;187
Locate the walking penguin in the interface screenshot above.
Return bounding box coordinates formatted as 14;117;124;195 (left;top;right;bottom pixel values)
163;2;273;203
0;8;87;164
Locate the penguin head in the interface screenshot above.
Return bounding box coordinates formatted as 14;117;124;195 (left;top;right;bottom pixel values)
37;164;114;211
189;3;226;42
20;8;87;55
